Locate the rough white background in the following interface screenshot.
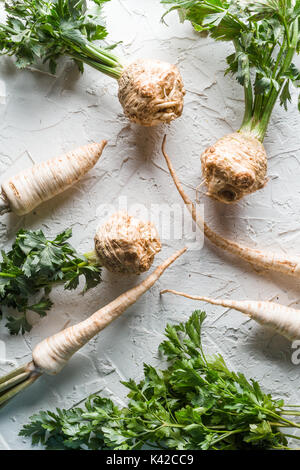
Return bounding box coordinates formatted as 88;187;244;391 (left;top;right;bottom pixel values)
0;0;300;450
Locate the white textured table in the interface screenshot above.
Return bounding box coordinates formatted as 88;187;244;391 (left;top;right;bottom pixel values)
0;0;300;450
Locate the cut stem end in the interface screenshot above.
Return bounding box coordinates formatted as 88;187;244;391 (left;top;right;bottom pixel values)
0;362;41;408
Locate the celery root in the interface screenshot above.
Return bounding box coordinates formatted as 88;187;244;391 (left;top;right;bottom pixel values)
162;0;300;202
94;211;162;274
201;132;267;203
162;136;300;279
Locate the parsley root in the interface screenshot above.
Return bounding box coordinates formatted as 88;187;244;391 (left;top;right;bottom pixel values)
162;135;300;279
20;311;300;450
0;141;107;216
0;1;185;126
0;247;186;408
161;289;300;341
163;0;300;202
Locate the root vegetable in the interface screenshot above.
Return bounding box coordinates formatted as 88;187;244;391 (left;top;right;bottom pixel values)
0;247;186;408
21;311;300;450
161;289;300;342
162;135;300;279
1;212;161;335
201;132;267;203
0;141;107;216
162;0;300;202
94;211;161;274
118;59;185;126
0;1;185;126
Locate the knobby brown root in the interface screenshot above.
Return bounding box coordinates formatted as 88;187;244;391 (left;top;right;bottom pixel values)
94;211;161;274
201;132;267;203
118;59;185;126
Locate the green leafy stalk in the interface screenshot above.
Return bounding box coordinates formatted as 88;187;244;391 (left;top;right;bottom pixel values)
20;311;300;450
0;0;124;79
0;228;101;335
162;0;300;141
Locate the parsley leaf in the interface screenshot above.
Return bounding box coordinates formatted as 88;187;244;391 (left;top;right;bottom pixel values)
20;311;300;450
162;1;300;140
0;0;123;79
0;228;102;335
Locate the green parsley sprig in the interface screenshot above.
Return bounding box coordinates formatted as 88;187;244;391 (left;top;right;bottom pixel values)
0;0;123;78
161;0;300;141
20;311;300;450
0;228;101;335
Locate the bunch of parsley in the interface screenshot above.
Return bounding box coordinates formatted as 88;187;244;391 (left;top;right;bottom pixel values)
0;228;101;335
0;0;123;78
20;311;300;450
162;0;300;140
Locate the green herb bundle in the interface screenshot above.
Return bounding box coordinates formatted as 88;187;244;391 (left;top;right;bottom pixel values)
0;228;101;335
21;311;300;450
162;0;300;138
0;0;122;78
0;0;185;126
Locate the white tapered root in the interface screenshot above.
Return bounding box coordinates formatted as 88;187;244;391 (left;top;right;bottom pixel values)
33;247;186;375
161;289;300;341
161;136;300;279
1;141;107;216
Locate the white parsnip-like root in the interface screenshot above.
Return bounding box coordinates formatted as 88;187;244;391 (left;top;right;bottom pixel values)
33;247;185;375
0;247;186;407
162;136;300;279
118;59;185;126
1;141;107;216
161;289;300;341
201;132;267;203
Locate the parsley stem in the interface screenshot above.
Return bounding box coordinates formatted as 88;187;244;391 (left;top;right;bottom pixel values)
283;433;300;441
0;272;16;278
0;371;31;394
240;83;253;131
61;261;89;273
268;411;300;429
0;364;28;385
61;36;124;79
0;373;40;408
252;18;299;141
69;51;123;79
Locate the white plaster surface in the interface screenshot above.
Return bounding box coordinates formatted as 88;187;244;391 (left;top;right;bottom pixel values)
0;0;300;450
